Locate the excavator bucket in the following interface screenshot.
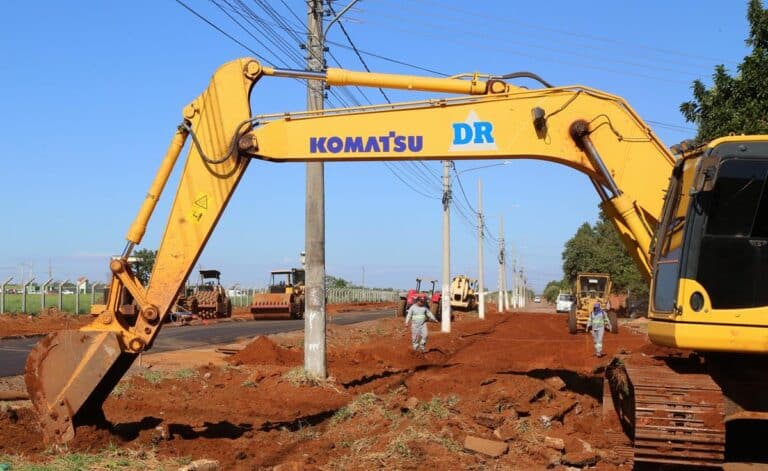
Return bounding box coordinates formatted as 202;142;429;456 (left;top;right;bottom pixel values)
250;293;294;319
24;330;135;445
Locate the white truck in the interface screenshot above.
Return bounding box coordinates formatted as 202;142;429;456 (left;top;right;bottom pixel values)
555;292;574;313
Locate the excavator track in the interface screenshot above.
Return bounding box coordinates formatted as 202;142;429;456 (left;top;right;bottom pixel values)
605;359;725;467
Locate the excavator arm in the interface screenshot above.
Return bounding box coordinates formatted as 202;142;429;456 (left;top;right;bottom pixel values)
25;58;675;445
246;75;675;278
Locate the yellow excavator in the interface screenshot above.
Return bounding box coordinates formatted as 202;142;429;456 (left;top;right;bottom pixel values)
24;58;768;467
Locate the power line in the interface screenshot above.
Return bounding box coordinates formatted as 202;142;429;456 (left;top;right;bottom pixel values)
174;0;270;63
409;0;739;69
327;1;391;104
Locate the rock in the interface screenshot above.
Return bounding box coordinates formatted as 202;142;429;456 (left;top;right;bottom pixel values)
513;403;531;416
527;386;548;403
464;435;509;457
541;447;562;468
203;372;212;380
493;423;518;441
474;412;504;429
539;415;552;427
544;376;566;391
404;397;419;410
544;436;565;451
501;408;518;421
561;451;599;467
178;459;220;471
271;462;304;471
540;398;579;422
578;438;593;452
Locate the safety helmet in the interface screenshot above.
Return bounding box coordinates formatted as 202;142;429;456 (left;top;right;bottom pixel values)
594;302;601;308
416;296;427;303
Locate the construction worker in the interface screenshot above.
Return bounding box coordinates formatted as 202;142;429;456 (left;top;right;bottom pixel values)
404;295;438;353
586;301;612;358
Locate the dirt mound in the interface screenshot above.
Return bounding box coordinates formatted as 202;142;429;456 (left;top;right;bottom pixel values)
0;311;90;338
228;335;302;366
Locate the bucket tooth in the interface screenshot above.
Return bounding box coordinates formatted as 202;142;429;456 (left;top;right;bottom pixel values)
24;330;134;444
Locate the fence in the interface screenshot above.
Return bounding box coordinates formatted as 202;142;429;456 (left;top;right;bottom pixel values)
0;286;398;315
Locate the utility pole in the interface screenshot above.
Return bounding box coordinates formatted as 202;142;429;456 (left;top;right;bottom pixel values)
498;215;506;312
441;160;452;332
520;252;526;307
477;177;485;319
361;266;365;287
304;0;326;379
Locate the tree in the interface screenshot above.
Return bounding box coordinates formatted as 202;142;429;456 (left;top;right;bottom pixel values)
561;213;648;297
543;279;569;303
132;248;157;285
680;0;768;143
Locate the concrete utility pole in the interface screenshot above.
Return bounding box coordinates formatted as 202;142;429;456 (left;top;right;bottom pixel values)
509;244;515;309
498;216;506;312
441;160;452;332
304;0;326;378
477;178;485;319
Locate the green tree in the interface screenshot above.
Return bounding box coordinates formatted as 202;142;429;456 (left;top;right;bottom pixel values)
561;213;648;297
132;248;157;285
325;275;350;289
543;279;569;303
680;0;768;143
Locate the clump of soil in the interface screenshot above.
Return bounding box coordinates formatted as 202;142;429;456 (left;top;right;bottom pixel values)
228;336;302;366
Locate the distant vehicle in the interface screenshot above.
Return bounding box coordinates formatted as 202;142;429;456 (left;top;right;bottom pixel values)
555;293;574;313
534;296;541;303
62;290;74;295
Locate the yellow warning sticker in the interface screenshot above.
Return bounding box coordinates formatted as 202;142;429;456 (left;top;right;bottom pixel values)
191;193;209;223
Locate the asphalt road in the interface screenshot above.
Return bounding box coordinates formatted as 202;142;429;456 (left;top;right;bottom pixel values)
0;309;392;377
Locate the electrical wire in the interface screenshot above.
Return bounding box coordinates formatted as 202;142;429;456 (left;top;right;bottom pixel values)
327;1;391;104
408;0;737;70
174;0;270;63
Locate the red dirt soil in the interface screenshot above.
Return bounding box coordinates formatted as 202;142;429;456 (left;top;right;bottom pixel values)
0;308;654;469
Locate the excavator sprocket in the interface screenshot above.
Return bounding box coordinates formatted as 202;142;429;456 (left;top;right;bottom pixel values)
24;330;135;445
605;358;725;467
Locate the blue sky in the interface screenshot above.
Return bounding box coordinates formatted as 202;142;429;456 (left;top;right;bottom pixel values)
0;1;754;292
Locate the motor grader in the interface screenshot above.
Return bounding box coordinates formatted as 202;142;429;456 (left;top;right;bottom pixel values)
567;272;618;335
449;274;477;311
25;58;768;467
250;268;305;319
176;269;232;319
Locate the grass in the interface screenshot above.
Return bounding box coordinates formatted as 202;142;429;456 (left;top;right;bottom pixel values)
331;392;379;424
282;367;338;390
142;371;164;385
0;293;103;315
0;445;188;470
412;394;460;421
173;368;197;380
110;380;131;398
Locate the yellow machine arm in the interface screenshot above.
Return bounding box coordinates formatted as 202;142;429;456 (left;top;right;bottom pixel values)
25;58;675;445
